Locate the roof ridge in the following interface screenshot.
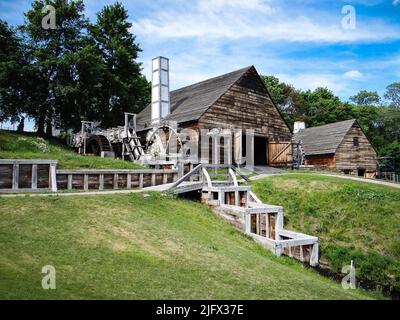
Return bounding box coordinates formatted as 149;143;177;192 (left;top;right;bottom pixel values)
171;66;253;93
299;119;356;132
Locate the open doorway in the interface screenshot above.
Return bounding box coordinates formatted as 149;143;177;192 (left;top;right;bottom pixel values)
358;169;366;177
254;136;268;166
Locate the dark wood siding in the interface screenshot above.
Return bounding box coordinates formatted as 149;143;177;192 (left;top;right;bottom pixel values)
197;69;292;142
305;154;336;169
334;124;377;172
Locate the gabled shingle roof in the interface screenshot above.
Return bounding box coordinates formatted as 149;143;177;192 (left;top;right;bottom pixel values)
293;119;356;156
136;66;253;131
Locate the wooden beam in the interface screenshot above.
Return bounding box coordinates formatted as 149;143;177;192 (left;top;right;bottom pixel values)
83;174;89;191
139;173;143;189
127;174;132;189
171;164;202;189
12;163;19;190
270;143;291;162
67;175;73;190
50;164;57;192
113;174;118;190
31;164;38;190
99;174;104;190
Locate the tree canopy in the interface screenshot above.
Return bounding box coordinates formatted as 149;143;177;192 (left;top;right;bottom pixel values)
384;82;400;108
0;0;150;134
349;90;381;106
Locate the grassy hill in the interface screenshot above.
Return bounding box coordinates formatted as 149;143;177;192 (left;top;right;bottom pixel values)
0;192;374;299
251;174;400;295
0;130;143;169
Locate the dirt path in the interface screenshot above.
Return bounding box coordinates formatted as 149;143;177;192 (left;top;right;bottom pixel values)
320;174;400;189
249;172;400;189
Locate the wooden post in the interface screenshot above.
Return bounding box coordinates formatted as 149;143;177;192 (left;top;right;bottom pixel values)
245;212;251;234
189;163;194;182
114;174;118;190
235;190;239;206
256;214;260;236
83;174;89;191
99;174;104;190
177;162;184;179
299;246;304;262
151;173;156;186
139;173;143;189
50;164;57;192
67;174;73;190
31;164;38;190
163;173;168;185
12;163;19;190
127;174;132;189
310;243;319;267
218;191;224;206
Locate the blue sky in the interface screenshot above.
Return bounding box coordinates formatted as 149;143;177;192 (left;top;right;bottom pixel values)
1;0;400;130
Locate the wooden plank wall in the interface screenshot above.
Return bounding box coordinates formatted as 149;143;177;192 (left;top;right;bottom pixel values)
198;68;292;142
334;125;378;173
0;161;179;193
0;160;57;192
55;169;178;191
305;154;336;169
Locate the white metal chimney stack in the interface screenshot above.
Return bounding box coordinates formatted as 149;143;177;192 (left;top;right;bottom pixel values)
293;121;306;134
151;57;170;124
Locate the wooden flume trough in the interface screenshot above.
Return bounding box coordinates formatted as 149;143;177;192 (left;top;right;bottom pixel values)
168;164;319;266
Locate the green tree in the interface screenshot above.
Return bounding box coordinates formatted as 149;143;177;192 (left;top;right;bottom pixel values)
88;2;150;128
261;75;286;106
349;90;381;106
261;75;302;128
0;20;27;128
298;87;352;127
22;0;87;134
384;82;400;108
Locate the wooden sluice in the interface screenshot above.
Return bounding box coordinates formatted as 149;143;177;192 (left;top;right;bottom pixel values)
169;164;319;266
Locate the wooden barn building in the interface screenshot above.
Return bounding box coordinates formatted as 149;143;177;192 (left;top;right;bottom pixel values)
136;66;293;167
293;119;378;177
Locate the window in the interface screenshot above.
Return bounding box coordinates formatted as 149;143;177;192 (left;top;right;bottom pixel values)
353;137;359;147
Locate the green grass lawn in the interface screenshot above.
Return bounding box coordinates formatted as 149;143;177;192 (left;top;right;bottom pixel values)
251;173;400;293
0;193;374;299
0;130;143;169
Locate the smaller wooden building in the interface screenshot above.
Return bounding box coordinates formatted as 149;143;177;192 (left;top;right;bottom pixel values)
293;119;378;178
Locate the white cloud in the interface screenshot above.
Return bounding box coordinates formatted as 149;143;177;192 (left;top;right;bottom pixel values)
131;1;400;43
277;73;347;94
343;70;364;80
197;0;275;14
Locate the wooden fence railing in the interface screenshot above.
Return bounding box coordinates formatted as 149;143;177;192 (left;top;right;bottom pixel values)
0;159;179;193
56;169;178;191
0;159;58;193
378;172;400;184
